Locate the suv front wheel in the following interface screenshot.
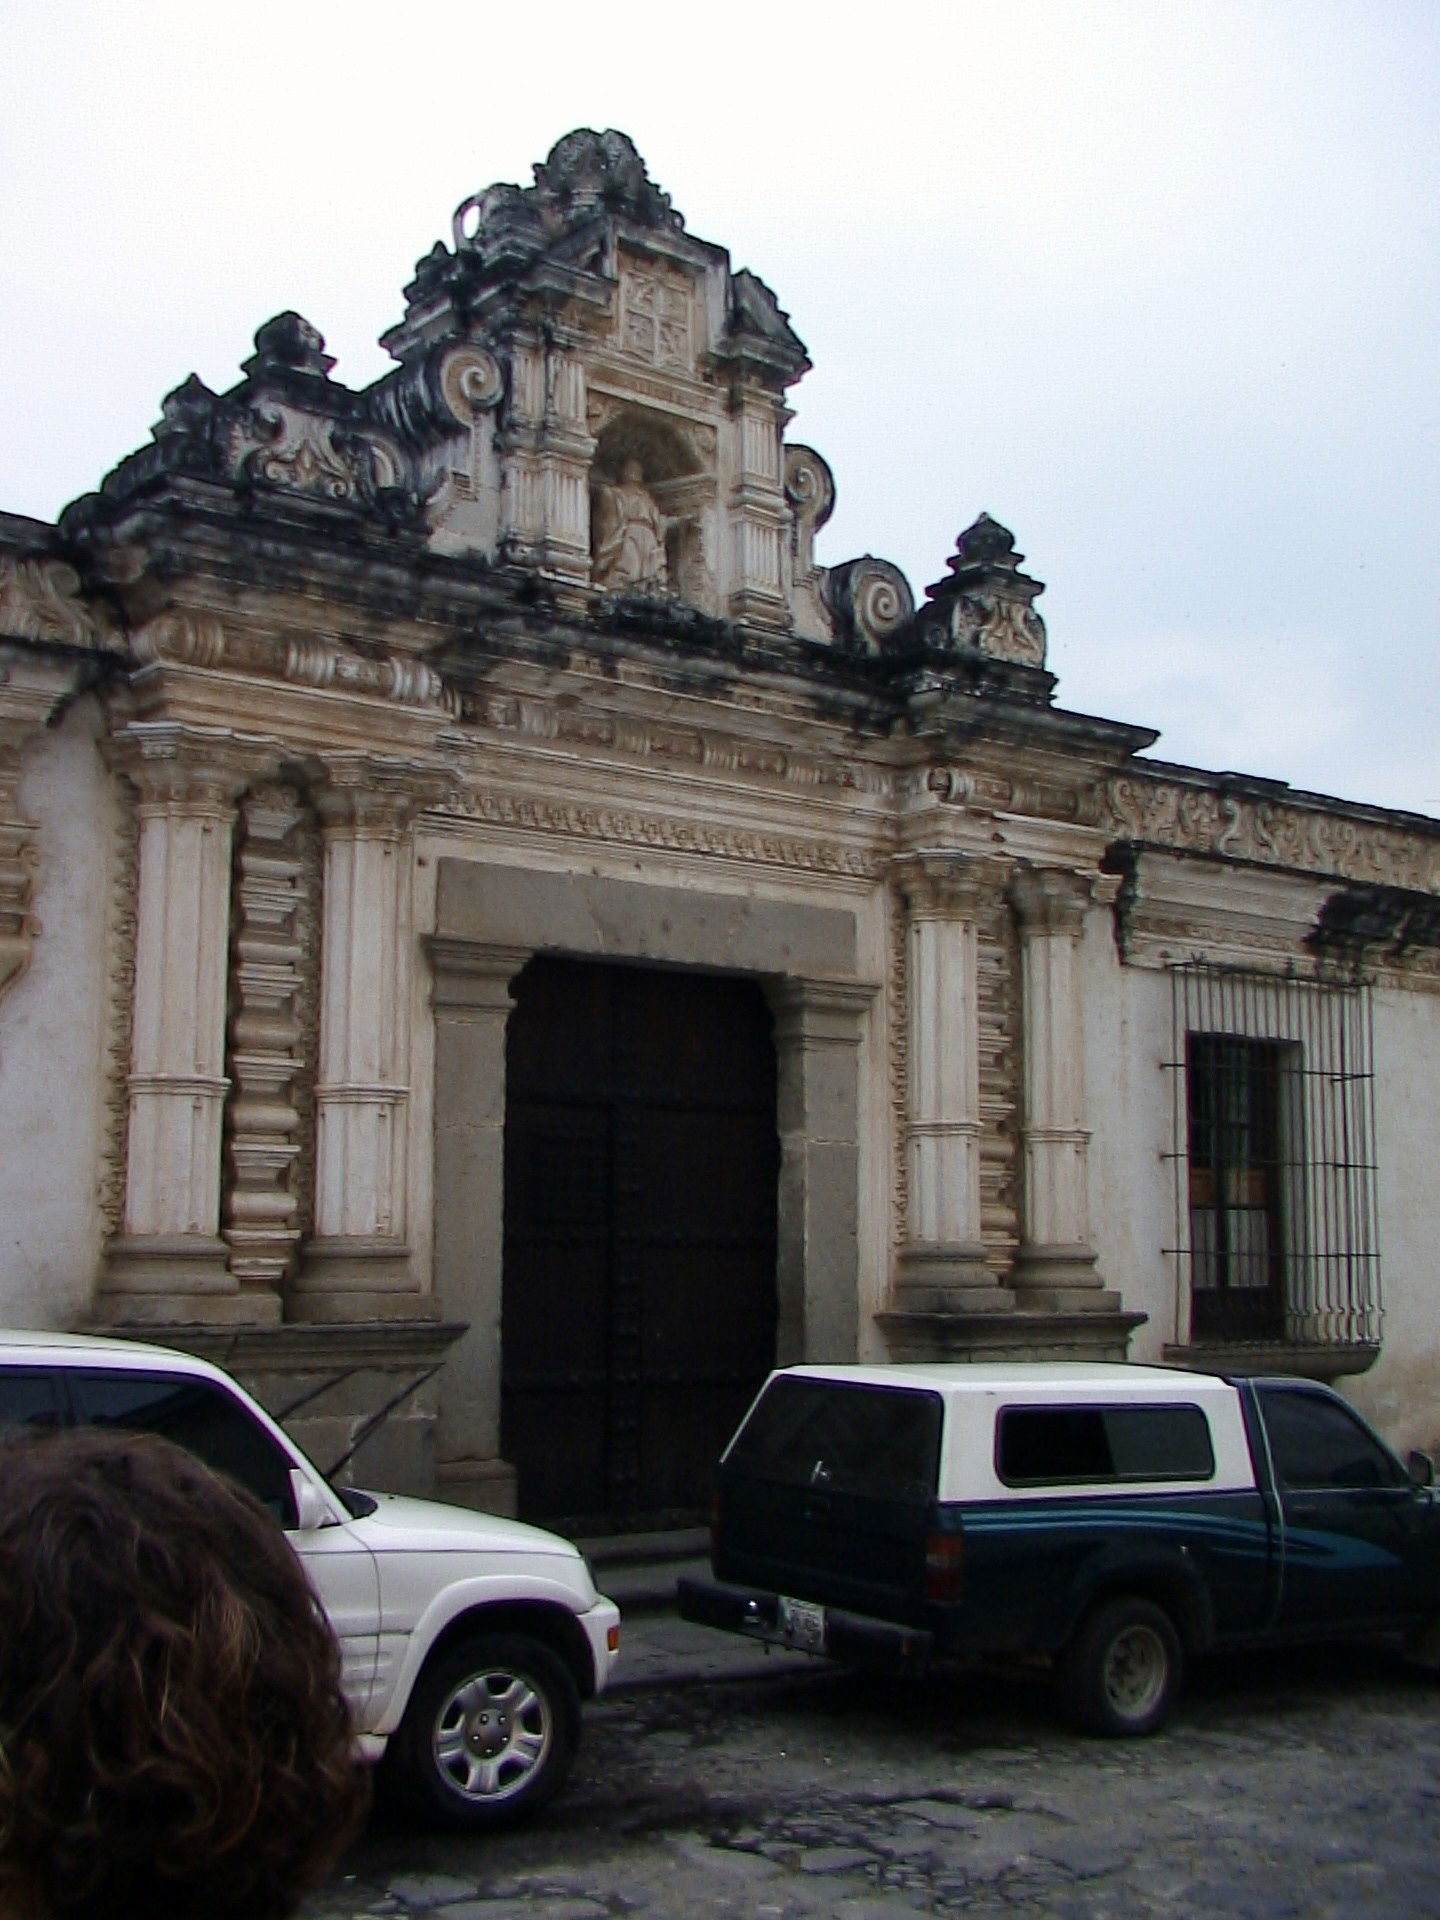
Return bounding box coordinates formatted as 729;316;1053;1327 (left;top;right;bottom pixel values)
1059;1596;1182;1738
384;1632;580;1829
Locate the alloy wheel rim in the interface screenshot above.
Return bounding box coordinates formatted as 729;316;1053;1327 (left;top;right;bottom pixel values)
433;1667;553;1801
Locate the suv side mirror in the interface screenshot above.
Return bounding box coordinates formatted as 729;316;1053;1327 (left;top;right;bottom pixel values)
289;1467;334;1532
1407;1450;1436;1489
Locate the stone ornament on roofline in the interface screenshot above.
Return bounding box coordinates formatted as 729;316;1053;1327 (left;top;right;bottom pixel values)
919;513;1048;668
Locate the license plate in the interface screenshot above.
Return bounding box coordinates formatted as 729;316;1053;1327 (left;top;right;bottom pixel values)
779;1595;827;1654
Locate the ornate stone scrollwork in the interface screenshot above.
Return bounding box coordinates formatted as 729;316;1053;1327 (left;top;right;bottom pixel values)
826;556;916;653
0;554;118;652
437;346;504;424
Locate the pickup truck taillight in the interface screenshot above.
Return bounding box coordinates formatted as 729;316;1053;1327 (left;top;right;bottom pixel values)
924;1526;964;1605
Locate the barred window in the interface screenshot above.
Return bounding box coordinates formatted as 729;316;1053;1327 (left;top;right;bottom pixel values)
1166;964;1380;1355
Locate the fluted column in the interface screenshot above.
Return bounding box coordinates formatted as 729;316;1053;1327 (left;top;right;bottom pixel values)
1008;868;1117;1309
99;727;275;1325
893;852;1011;1312
293;758;436;1321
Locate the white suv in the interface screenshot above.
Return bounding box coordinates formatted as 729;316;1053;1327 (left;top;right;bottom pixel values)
0;1329;620;1829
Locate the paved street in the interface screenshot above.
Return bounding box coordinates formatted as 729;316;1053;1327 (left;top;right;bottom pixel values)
306;1614;1440;1920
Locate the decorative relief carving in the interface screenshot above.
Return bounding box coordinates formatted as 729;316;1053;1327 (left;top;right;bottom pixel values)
1105;775;1440;893
100;788;140;1237
620;264;694;370
444;786;884;878
928;765;1103;828
976;891;1021;1273
0;739;39;1000
223;785;309;1293
438;346;504;423
229;404;405;503
0;554;118;652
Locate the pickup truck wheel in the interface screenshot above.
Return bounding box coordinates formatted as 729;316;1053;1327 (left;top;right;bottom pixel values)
384;1633;579;1830
1060;1597;1182;1738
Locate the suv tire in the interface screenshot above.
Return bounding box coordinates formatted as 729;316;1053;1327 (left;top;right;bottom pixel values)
1060;1596;1182;1738
383;1632;580;1829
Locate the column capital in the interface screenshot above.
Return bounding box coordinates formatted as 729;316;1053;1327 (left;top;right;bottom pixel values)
893;849;1007;920
105;720;280;810
306;753;450;831
1009;865;1095;936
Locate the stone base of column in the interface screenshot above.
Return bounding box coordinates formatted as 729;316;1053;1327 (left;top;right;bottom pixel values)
94;1236;281;1327
879;1306;1148;1365
1008;1244;1122;1314
894;1242;1013;1314
291;1239;436;1323
435;1455;519;1517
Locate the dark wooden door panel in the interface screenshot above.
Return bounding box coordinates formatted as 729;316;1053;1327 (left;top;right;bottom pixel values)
501;957;779;1533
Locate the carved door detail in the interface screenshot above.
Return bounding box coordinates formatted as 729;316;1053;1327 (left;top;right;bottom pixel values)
501;957;779;1533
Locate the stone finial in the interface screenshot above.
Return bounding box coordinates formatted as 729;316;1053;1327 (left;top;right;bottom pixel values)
531;128;680;231
920;513;1048;668
241;313;336;384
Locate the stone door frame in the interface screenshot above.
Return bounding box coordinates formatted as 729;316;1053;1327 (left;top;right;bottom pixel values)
426;858;875;1513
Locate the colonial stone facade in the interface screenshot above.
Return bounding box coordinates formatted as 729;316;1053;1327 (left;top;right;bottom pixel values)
3;131;1438;1525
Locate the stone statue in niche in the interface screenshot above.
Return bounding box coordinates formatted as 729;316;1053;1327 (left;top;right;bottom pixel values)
591;459;670;593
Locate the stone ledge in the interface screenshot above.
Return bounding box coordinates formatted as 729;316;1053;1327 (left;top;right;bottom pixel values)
1164;1340;1380;1382
878;1307;1147;1364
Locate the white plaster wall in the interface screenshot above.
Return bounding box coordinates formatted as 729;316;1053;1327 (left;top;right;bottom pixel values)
1082;913;1177;1360
0;698;118;1326
1344;983;1440;1456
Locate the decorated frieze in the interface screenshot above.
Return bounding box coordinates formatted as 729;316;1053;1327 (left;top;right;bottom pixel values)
1105;772;1440;894
0;552;120;654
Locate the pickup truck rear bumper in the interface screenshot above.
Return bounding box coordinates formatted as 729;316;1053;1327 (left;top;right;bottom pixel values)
676;1575;933;1677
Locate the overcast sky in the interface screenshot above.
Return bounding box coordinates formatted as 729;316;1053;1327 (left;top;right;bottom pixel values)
3;1;1435;816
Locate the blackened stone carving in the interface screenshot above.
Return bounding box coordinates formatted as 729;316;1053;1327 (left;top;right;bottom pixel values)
918;513;1048;667
826;556;915;653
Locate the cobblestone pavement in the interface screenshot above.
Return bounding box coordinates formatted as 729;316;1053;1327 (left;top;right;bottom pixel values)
306;1633;1440;1919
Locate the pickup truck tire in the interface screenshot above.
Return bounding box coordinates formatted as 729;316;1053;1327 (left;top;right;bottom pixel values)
1059;1597;1183;1738
384;1632;580;1830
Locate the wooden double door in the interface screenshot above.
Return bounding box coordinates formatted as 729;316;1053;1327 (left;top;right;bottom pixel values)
501;957;779;1534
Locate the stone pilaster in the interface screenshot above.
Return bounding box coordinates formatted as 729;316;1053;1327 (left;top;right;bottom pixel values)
892;852;1011;1312
768;978;874;1365
497;335;596;592
98;724;276;1325
727;395;789;627
1008;868;1118;1310
292;757;436;1321
427;939;530;1513
0;653;97;1002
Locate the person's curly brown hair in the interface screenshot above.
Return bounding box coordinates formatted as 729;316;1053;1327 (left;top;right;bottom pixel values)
0;1427;369;1920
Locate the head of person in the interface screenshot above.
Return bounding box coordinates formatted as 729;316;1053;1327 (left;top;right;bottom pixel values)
0;1427;368;1920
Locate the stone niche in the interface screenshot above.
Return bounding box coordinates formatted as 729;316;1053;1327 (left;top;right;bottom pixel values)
587;406;718;611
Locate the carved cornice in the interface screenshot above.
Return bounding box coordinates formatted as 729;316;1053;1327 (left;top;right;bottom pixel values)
133;611;448;711
454;685;890;798
0;554;121;654
1105;773;1440;894
441;785;884;879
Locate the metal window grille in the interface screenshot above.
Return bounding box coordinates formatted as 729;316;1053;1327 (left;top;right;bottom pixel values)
1165;963;1381;1353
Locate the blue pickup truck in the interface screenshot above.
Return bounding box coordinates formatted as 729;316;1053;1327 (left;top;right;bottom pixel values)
678;1361;1440;1735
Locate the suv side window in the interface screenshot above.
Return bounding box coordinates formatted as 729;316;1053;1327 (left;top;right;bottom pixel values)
1258;1387;1404;1492
997;1404;1215;1487
71;1371;298;1524
0;1370;67;1431
729;1378;942;1502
